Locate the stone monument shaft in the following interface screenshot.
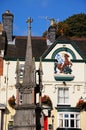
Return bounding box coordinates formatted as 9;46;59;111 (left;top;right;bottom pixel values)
13;17;36;130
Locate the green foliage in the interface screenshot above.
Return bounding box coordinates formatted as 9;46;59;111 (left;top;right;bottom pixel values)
63;13;86;37
56;22;70;37
42;13;86;38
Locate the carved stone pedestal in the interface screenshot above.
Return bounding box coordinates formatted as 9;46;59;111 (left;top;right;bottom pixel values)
13;104;36;130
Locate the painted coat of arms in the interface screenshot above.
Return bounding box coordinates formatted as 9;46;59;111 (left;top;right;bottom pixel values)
54;53;74;81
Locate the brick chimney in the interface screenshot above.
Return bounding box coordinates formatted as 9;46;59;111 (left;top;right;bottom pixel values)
47;18;56;45
2;10;14;42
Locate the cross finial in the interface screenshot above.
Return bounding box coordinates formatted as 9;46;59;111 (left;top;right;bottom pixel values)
26;17;33;28
26;17;33;36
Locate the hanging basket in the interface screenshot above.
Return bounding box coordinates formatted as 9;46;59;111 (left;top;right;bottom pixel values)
8;95;16;108
76;99;86;111
41;95;52;108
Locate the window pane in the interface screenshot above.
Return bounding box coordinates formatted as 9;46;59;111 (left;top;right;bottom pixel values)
59;119;63;127
70;120;74;127
76;120;79;127
59;114;63;118
64;98;69;103
65;114;69;118
58;88;64;103
65;120;68;127
65;89;69;96
59;89;64;96
59;97;64;103
70;114;74;118
76;114;80;119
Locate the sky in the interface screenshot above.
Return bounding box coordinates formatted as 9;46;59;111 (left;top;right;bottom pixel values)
0;0;86;36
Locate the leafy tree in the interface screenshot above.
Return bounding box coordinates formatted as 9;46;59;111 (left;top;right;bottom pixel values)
56;22;70;37
42;13;86;37
63;13;86;37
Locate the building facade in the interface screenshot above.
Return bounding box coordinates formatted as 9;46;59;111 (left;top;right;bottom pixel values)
0;10;86;130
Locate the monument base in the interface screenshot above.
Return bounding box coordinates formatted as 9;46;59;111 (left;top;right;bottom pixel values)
13;104;36;130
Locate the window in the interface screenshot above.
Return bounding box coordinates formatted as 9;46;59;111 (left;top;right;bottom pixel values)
58;87;69;104
58;112;80;128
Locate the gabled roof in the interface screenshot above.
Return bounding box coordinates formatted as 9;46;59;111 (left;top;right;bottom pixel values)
42;35;86;60
1;34;86;61
70;37;86;58
5;36;48;60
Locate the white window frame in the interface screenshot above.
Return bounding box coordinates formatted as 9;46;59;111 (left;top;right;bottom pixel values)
58;112;80;128
58;87;69;105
